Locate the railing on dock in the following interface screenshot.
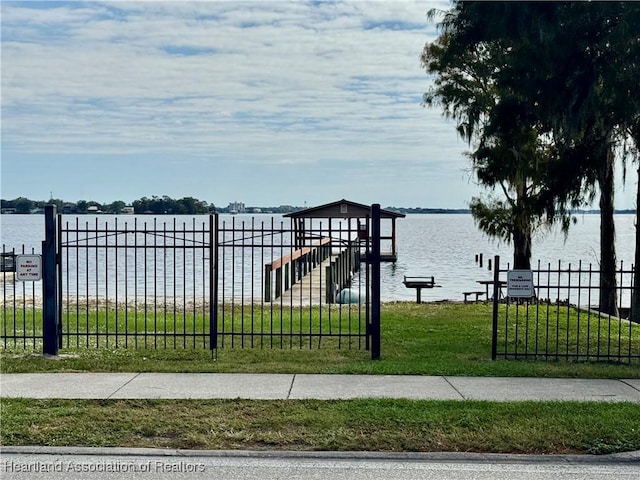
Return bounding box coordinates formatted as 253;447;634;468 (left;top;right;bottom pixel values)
325;244;361;303
264;237;331;301
264;237;363;304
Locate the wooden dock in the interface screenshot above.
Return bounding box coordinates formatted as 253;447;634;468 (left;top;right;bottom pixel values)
265;241;361;305
274;254;339;305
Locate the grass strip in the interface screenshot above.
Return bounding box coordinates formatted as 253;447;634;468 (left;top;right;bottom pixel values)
3;303;639;378
1;398;638;455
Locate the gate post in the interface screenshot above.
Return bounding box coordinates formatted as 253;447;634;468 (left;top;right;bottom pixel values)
491;255;500;360
42;205;59;356
370;204;381;360
210;213;218;354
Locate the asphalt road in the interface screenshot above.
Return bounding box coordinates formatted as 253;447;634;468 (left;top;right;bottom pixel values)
2;448;638;480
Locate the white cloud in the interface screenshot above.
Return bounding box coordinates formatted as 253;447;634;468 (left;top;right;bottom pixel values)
5;1;630;210
2;1;451;160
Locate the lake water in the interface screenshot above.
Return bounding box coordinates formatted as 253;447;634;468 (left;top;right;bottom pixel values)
0;213;635;302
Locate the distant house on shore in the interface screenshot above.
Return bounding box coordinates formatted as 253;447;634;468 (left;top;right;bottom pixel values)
63;203;76;214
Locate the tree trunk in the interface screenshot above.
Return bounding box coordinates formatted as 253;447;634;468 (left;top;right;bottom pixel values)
512;179;532;270
513;218;532;269
632;164;640;323
598;147;618;316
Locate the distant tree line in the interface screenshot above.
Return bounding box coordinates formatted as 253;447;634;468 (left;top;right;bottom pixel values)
0;196;307;215
131;196;212;214
0;196;215;215
2;197;634;216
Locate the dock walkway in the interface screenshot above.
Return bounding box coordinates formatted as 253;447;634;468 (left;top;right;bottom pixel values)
266;242;361;306
274;254;341;306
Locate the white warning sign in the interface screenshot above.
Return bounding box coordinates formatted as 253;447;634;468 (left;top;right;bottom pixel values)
507;270;534;298
15;254;43;281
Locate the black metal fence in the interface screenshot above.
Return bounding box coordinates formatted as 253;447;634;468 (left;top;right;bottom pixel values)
215;215;370;350
1;245;42;349
57;215;215;350
1;205;381;357
491;256;639;364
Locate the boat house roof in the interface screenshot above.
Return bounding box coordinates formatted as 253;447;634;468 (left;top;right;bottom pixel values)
283;199;405;219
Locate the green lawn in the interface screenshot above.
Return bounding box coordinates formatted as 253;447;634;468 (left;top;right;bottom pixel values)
2;398;639;455
2;302;639;455
2;302;639;378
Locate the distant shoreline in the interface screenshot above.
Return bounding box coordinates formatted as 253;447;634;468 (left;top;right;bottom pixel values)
1;196;636;216
0;209;636;215
388;208;636;215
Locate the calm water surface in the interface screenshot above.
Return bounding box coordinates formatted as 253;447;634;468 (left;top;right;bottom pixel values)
1;213;635;302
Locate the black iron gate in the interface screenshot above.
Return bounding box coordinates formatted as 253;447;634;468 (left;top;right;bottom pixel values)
215;214;372;351
52;206;380;356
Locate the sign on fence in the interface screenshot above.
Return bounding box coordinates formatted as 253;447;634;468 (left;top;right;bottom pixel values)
507;270;533;298
15;254;42;281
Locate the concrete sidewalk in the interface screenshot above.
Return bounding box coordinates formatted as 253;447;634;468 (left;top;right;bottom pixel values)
1;373;639;402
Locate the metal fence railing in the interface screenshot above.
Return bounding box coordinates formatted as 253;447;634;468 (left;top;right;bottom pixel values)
491;256;639;364
1;244;43;350
57;215;215;350
215;215;369;350
1;205;382;358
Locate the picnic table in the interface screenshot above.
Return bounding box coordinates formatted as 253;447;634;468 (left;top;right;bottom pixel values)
476;279;507;301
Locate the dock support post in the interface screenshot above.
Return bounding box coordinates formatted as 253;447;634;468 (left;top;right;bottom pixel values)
326;264;336;303
284;264;290;293
264;265;272;302
275;267;282;298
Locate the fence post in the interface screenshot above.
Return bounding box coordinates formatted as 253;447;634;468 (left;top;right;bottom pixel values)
491;255;500;360
42;205;58;356
210;213;218;353
371;204;381;360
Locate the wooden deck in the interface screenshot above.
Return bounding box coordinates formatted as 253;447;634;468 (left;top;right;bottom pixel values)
275;254;339;306
266;244;361;305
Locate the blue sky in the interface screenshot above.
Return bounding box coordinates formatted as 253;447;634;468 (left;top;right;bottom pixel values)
1;0;636;209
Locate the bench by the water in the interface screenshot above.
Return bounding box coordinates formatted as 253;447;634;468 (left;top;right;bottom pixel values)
402;276;438;304
462;290;485;303
462;280;507;303
476;279;507;301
